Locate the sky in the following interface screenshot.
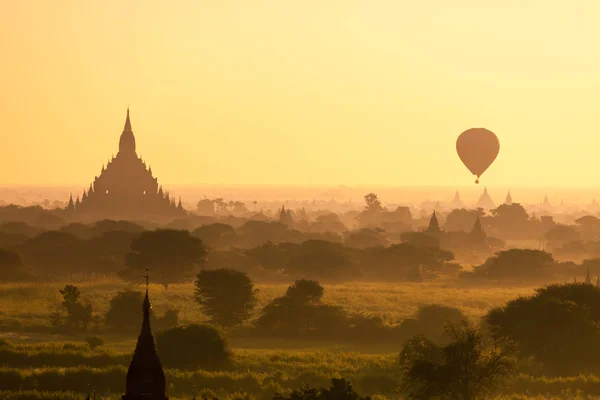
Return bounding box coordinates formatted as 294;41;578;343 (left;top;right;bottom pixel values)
1;1;600;187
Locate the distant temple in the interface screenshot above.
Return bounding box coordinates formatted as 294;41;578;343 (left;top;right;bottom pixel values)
426;210;441;234
505;190;512;205
66;109;185;221
471;214;486;243
476;187;495;210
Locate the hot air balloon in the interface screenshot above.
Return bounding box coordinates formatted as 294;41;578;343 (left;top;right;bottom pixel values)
456;128;499;184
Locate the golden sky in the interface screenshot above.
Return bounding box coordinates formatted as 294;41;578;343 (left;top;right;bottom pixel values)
1;1;599;187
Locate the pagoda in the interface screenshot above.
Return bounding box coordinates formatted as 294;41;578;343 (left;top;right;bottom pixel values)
505;190;513;205
426;210;441;234
67;109;185;221
123;271;168;400
476;187;495;210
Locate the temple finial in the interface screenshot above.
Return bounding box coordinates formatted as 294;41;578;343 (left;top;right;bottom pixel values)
124;107;132;132
145;268;150;291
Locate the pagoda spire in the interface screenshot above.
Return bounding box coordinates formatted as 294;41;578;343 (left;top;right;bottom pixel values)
505;190;512;205
426;210;441;234
119;107;136;155
124;107;132;132
123;268;167;400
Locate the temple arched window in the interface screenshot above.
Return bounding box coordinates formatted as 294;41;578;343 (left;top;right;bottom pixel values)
105;189;109;195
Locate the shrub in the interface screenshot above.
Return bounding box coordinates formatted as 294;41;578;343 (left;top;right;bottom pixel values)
398;304;467;344
105;290;144;331
156;324;231;369
85;336;104;350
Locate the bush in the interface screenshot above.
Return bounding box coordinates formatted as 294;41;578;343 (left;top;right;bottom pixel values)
398;304;467;344
85;336;104;350
105;290;177;331
156;324;231;370
105;290;144;331
274;378;371;400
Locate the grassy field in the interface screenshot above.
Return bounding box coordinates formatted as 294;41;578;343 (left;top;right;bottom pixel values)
0;278;538;333
1;278;579;399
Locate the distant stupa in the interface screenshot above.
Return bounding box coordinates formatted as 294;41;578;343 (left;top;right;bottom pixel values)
542;194;551;207
476;187;495;210
471;214;486;242
451;190;463;208
426;210;441;234
505;190;513;205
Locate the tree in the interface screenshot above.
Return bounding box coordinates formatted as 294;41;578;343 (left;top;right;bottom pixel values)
286;240;359;281
545;224;580;247
105;290;145;331
196;199;215;215
274;378;371;400
194;269;257;327
192;223;237;249
284;279;324;305
255;279;349;338
470;249;556;282
399;320;516;400
156;324;231;369
51;285;93;331
399;304;467;345
364;193;383;212
124;229;207;288
344;229;389;249
444;209;479;232
105;289;179;331
0;248;30;281
486;283;600;374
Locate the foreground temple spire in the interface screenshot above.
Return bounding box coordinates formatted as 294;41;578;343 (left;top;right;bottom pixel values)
122;269;168;400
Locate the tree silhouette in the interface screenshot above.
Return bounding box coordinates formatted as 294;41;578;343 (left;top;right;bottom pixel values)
399;320;516;400
124;229;207;288
194;268;257;327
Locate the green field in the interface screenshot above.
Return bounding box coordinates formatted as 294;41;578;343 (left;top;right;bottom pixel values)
2;279;595;399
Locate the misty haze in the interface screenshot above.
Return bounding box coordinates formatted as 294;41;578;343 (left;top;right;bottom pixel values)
2;2;600;400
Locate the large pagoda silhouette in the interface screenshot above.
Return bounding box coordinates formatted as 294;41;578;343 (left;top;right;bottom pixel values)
66;109;185;221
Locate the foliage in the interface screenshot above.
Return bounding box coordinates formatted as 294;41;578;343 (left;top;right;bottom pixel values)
0;248;30;281
256;279;350;339
194;269;257;327
85;336;104;350
399;304;468;344
274;378;371;400
124;229;207;288
399;320;517;400
468;249;556;282
192;223;238;249
156;324;231;370
105;289;145;331
50;285;93;331
486;283;600;374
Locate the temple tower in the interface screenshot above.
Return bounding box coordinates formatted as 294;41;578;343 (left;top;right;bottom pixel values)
122;270;168;400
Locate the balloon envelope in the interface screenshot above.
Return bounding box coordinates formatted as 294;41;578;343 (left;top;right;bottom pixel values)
456;128;499;182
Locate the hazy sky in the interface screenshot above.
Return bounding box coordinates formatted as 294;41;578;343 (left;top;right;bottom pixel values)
1;1;599;187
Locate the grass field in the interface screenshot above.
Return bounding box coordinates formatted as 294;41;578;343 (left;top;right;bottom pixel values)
1;278;582;399
0;278;538;333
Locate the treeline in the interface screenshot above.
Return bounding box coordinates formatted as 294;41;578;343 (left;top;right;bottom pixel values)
0;222;459;283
